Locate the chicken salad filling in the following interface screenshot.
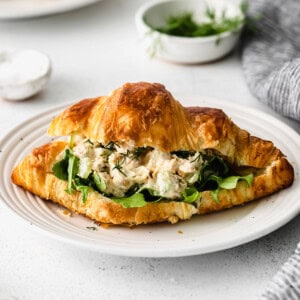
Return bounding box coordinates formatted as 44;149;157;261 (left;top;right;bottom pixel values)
52;138;254;208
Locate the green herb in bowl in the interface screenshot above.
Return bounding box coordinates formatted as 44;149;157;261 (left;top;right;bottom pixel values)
136;0;247;64
154;7;244;38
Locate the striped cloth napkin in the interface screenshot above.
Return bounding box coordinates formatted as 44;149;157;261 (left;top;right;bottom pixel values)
261;247;300;299
241;0;300;298
241;0;300;122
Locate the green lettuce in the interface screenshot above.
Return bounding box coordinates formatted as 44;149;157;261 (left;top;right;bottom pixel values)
92;172;106;192
73;179;89;203
209;174;254;203
112;193;147;208
182;187;201;203
52;150;69;180
66;151;79;193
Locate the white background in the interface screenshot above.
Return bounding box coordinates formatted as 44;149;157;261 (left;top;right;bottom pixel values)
1;0;300;299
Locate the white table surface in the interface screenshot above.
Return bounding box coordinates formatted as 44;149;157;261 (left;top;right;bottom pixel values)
1;1;300;299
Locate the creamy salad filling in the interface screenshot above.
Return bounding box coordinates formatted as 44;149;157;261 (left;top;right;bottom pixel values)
52;138;254;208
72;139;203;199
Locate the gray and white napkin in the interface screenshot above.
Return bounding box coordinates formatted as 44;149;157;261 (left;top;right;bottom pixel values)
241;0;300;122
241;0;300;298
261;244;300;299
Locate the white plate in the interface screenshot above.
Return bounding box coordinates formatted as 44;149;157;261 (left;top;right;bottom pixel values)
0;0;102;19
0;99;300;257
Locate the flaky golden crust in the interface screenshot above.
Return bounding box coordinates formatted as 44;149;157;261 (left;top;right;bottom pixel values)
12;82;294;225
48;82;196;153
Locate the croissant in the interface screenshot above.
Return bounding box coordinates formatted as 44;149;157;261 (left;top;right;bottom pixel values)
11;82;294;225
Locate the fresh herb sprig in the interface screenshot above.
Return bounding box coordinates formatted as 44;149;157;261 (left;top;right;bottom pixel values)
84;139;94;145
119;147;152;160
112;158;127;177
99;141;119;152
130;147;152;160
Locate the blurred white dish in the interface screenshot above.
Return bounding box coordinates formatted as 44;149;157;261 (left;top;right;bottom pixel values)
0;49;51;101
0;0;102;19
135;0;244;64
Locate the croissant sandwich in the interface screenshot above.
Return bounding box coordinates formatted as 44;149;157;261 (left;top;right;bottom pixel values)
11;82;294;225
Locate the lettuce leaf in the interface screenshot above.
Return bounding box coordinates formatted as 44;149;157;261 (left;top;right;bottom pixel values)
209;174;254;203
182;187;201;203
75;184;89;203
69;133;75;149
53;149;88;199
138;187;162;201
66;150;79;194
92;172;106;192
218;174;253;189
209;174;253;189
52;150;69;180
112;193;147;208
195;156;229;191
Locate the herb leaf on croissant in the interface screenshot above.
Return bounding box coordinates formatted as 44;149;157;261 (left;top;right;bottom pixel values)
11;82;294;225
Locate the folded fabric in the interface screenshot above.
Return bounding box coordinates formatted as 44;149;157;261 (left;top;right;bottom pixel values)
241;0;300;122
261;242;300;299
241;0;300;298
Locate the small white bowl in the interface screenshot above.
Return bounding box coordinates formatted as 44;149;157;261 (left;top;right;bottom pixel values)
135;0;244;64
0;49;51;101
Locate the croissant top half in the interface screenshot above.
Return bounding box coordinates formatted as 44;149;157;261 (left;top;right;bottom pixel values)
48;82;283;169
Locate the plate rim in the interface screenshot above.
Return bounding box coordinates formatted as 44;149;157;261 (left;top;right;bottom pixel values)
0;0;103;19
1;98;300;257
